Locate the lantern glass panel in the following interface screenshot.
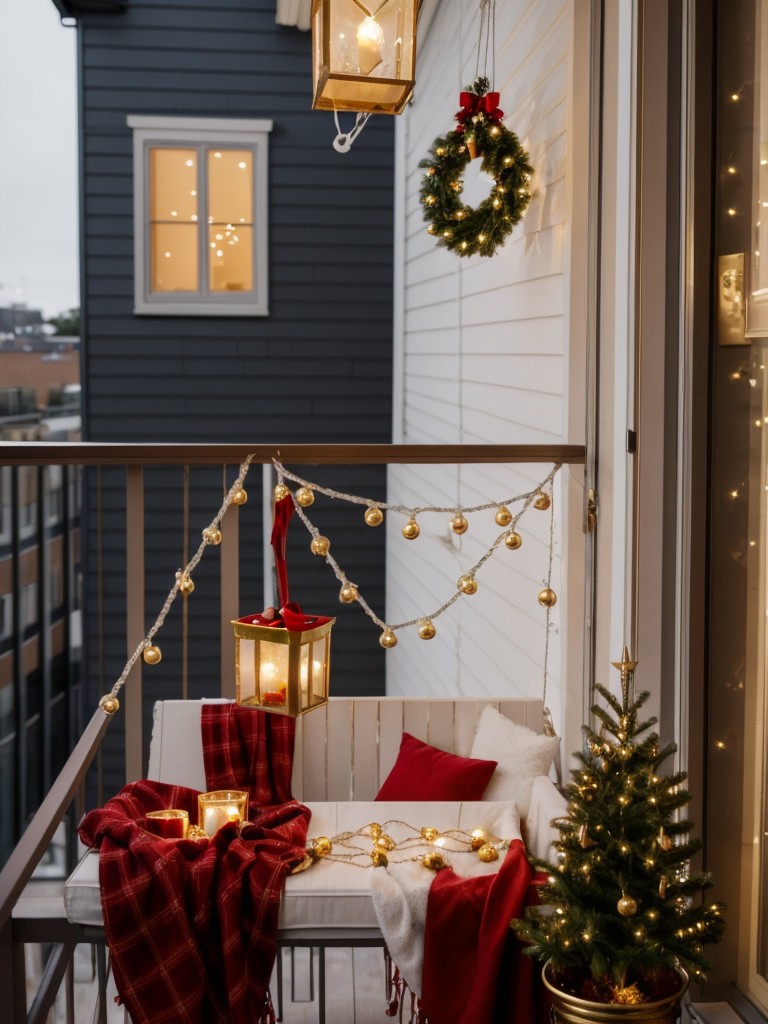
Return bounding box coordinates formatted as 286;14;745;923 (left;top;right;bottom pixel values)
233;617;334;716
312;0;418;114
259;640;290;708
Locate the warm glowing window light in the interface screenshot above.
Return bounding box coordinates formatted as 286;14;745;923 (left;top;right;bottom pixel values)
148;147;254;295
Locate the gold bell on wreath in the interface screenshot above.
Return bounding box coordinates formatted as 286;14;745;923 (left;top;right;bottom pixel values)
311;0;419;115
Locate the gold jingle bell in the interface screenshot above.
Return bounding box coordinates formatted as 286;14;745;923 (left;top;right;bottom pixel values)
538;587;557;608
402;516;420;540
505;531;522;550
231;487;248;506
421;826;439;842
458;574;478;595
274;482;290;501
495;505;513;527
379;628;398;649
339;582;358;604
312;836;333;857
143;644;162;666
477;843;499;863
295;486;315;508
450;513;469;535
310;535;331;556
368;823;383;838
202;526;222;545
376;834;396;851
470;828;487;850
99;694;120;715
417;619;437;640
422;850;447;871
370;849;388;867
533;490;551;511
364;505;384;527
178;574;195;595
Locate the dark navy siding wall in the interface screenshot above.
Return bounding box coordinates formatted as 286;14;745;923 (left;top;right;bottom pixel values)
76;1;393;785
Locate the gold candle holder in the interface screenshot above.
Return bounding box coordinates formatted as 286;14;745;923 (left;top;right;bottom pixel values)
144;809;189;839
197;790;248;837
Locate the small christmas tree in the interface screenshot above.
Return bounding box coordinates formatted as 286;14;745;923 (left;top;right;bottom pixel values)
514;650;725;1004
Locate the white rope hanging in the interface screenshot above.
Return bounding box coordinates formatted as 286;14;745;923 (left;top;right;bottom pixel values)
333;109;372;152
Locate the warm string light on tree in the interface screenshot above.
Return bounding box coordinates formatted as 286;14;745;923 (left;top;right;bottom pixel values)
273;459;560;649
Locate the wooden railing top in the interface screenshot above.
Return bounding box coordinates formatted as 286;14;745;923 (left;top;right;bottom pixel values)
0;442;586;467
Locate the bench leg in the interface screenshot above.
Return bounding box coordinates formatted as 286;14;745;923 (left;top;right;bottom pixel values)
318;946;327;1024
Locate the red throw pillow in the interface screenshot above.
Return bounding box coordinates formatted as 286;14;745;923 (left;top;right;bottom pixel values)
375;732;497;801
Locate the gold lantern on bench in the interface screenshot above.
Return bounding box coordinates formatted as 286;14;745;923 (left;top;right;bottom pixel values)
311;0;420;114
233;492;335;716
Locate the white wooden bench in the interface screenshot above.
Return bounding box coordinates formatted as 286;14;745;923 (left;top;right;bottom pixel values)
64;696;566;1022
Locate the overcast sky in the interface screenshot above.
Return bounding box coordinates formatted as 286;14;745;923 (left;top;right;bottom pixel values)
0;0;79;319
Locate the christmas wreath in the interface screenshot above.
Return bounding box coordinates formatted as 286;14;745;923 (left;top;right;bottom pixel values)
419;78;533;258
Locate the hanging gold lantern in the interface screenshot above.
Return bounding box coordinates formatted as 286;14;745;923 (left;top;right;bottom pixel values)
233;495;335;716
311;0;421;115
233;609;335;717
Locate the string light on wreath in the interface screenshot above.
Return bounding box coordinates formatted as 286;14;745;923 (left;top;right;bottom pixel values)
419;76;533;258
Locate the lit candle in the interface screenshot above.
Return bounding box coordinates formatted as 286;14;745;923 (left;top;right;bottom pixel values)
197;790;248;836
144;809;189;839
357;15;383;75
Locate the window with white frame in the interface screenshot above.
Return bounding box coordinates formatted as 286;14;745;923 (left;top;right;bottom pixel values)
128;116;273;316
0;593;11;642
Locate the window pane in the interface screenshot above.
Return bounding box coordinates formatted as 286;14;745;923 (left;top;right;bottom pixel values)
209;225;253;293
151;224;198;292
149;148;199;293
208;150;253;225
149;148;198;223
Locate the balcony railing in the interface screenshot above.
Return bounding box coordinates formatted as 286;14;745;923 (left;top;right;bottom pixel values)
0;441;585;1023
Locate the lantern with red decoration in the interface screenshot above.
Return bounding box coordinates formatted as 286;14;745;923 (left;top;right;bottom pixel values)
233;495;335;716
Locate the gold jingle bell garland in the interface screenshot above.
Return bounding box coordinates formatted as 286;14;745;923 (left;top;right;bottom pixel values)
290;820;509;874
420;77;533;258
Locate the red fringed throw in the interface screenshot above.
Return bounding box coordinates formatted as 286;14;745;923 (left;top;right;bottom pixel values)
420;840;535;1024
79;705;310;1024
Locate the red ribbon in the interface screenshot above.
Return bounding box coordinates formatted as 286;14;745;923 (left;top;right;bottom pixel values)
455;90;503;124
236;493;332;633
270;493;293;608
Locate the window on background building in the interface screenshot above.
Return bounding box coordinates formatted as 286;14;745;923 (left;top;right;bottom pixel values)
128;116;272;316
0;467;10;543
18;467;37;539
20;581;37;633
0;592;11;642
45;465;64;527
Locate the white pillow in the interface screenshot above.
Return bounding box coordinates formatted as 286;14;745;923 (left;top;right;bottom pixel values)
469;706;559;819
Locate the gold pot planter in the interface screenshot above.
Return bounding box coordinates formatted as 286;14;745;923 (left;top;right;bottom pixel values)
543;963;690;1024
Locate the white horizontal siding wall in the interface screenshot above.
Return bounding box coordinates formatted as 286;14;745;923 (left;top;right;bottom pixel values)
387;0;580;734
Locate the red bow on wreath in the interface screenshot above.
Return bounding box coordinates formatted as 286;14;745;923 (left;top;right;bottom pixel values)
455;90;504;124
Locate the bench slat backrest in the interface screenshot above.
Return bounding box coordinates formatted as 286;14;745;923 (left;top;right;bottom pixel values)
147;696;546;802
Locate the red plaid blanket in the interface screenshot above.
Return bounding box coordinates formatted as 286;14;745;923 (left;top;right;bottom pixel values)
79;704;310;1024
